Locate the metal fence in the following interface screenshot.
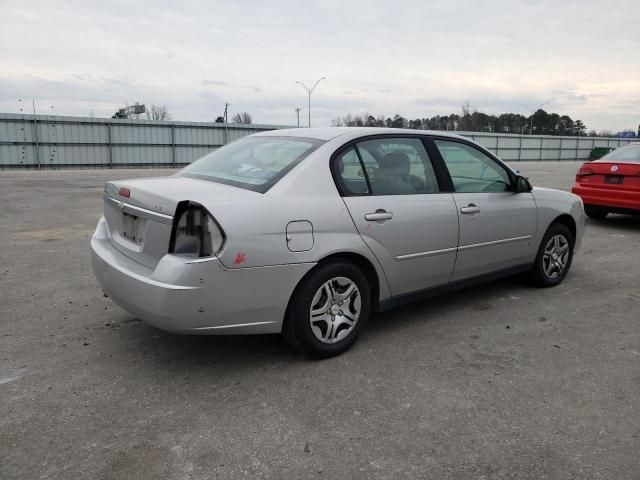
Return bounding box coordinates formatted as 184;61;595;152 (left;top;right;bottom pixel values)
0;113;284;169
459;131;635;162
0;113;636;169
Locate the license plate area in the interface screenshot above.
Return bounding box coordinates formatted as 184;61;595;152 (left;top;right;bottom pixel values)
604;175;624;185
121;212;145;244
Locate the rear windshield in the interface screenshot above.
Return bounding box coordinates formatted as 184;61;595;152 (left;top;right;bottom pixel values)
597;144;640;163
179;136;323;192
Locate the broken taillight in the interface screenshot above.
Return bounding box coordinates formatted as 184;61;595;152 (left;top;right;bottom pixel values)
169;202;225;258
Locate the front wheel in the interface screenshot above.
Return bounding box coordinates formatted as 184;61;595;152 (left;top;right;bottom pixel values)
530;223;574;287
283;260;371;358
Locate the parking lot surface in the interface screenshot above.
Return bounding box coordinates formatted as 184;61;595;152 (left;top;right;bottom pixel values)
1;161;639;479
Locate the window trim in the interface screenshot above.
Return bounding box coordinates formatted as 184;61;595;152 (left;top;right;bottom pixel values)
331;145;371;196
353;145;373;194
329;134;450;197
426;136;517;193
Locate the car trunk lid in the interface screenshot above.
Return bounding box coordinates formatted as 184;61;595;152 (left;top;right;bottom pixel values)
102;175;258;269
576;162;640;190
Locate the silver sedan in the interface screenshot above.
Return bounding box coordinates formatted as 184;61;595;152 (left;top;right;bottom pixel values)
91;128;585;357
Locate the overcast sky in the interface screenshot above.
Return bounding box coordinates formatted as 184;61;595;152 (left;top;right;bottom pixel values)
1;0;638;131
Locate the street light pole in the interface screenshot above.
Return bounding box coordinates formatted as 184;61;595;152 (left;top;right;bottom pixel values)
296;77;326;127
295;107;302;127
521;102;548;135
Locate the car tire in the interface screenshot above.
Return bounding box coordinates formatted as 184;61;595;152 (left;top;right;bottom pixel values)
283;260;371;358
530;222;574;288
584;205;608;219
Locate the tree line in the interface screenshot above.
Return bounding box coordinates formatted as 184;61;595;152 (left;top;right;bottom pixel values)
112;104;254;125
332;104;601;136
109;103;621;137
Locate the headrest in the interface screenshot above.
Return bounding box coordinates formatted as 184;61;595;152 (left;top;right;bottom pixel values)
379;152;410;177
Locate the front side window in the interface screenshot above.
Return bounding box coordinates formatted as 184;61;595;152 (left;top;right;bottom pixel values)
180;136;322;192
354;138;439;195
434;140;511;193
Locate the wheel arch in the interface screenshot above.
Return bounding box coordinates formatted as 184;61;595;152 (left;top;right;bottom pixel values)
282;251;384;334
550;213;577;243
318;252;382;312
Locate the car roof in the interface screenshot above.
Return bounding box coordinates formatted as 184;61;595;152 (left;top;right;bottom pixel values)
253;127;469;142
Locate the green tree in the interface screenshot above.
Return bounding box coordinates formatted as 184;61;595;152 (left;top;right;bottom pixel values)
388;114;407;128
557;116;574;135
331;108;589;136
530;109;551;134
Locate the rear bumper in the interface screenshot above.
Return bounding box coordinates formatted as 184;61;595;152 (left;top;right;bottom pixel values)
91;217;314;334
571;184;640;211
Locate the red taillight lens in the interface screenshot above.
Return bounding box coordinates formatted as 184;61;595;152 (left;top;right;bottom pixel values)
577;167;593;177
118;187;131;198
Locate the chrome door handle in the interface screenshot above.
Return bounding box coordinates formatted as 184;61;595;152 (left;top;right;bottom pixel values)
460;204;481;214
365;210;393;222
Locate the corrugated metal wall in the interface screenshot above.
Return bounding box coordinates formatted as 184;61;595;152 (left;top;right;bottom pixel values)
0;113;635;169
0;113;285;169
462;132;634;161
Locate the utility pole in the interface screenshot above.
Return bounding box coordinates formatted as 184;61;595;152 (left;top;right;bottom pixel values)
295;107;302;127
296;77;326;127
521;102;548;135
223;102;230;144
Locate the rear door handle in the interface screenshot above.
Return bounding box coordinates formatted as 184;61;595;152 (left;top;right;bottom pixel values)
365;210;393;222
460;204;481;214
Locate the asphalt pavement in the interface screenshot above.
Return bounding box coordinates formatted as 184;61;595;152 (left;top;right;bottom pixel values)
1;161;639;479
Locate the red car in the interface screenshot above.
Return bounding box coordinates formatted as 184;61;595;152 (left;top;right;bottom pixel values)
572;143;640;218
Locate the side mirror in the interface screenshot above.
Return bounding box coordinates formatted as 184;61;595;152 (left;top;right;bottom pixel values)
514;175;532;193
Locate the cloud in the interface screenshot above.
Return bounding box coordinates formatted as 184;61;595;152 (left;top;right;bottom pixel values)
202;80;229;87
0;0;638;130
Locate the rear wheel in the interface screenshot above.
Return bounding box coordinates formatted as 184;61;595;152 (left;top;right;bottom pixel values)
530;223;574;287
584;205;608;219
283;260;370;358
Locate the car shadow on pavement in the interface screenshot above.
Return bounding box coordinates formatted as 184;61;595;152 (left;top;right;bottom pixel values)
365;275;528;338
587;214;640;231
114;275;530;370
124;325;300;366
107;309;346;375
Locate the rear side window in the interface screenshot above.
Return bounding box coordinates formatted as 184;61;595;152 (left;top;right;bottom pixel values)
334;147;370;195
434;140;511;193
334;137;439;196
180;136;322;192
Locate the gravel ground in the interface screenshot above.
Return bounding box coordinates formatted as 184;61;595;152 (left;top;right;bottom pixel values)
1;161;639;479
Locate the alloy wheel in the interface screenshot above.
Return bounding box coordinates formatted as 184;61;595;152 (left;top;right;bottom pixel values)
542;234;570;279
